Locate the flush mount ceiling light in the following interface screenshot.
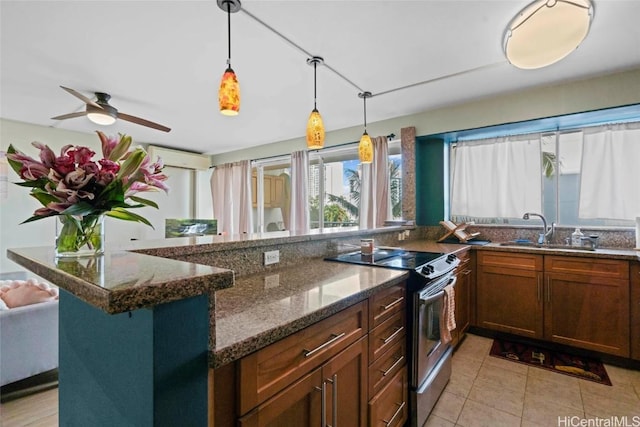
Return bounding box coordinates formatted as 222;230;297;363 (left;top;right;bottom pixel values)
503;0;594;70
358;91;373;164
218;0;241;116
306;56;325;150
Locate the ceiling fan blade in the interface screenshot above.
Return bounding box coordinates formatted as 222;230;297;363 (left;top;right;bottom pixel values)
51;111;88;120
117;112;171;133
60;86;102;109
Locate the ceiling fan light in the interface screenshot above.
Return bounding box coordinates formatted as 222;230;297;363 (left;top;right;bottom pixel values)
306;109;325;150
504;0;593;69
87;111;116;126
359;132;373;164
219;67;240;116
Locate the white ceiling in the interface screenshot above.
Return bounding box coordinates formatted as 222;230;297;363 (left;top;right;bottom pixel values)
2;1;640;156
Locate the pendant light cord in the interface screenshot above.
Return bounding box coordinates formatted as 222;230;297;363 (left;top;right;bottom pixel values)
227;3;232;66
363;95;367;132
313;61;317;109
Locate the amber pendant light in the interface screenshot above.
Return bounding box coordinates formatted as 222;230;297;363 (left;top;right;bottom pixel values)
218;0;241;116
306;56;325;150
358;91;373;164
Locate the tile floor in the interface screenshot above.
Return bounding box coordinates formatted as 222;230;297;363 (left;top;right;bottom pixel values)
426;334;640;427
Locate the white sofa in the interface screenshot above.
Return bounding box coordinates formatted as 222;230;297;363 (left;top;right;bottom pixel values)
0;276;59;387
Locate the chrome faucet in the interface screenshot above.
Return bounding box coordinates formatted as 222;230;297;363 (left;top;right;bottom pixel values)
522;212;554;244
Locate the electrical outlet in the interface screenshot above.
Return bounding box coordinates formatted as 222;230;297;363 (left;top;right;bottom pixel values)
398;232;405;241
264;250;280;265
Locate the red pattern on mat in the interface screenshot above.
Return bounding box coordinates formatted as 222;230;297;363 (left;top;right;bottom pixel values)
489;339;612;386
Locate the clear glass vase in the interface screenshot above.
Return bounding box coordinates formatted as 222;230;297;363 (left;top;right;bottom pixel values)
55;214;105;257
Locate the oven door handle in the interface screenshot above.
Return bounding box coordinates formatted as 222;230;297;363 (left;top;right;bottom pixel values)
419;276;457;305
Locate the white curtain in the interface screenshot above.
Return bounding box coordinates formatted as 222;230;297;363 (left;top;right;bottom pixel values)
360;136;390;229
579;123;640;220
210;160;253;235
451;135;542;218
289;150;309;235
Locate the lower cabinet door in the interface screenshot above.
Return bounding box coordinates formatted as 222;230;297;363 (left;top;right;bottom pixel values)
369;366;408;427
545;273;630;357
322;336;368;427
238;369;322;427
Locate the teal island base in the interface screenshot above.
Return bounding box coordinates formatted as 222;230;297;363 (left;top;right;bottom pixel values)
58;290;210;426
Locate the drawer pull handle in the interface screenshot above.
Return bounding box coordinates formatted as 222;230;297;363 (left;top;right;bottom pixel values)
303;332;346;358
380;355;404;377
382;326;404;344
384;401;406;426
381;296;404;311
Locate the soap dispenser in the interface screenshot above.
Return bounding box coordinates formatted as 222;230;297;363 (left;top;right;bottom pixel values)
571;228;584;247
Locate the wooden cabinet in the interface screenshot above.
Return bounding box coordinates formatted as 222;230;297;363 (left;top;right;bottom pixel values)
238;368;322;427
476;251;631;357
213;282;409;427
545;256;630;357
451;248;473;347
631;263;640;360
476;252;544;339
251;174;285;208
368;368;408;427
239;337;368;427
238;301;367;415
367;283;408;427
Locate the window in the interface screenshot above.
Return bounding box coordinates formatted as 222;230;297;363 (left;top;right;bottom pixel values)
250;139;402;232
309;148;360;229
309;140;402;230
251;157;291;233
450;120;640;228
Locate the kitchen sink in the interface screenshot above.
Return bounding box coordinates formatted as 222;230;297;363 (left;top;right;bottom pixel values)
498;242;596;251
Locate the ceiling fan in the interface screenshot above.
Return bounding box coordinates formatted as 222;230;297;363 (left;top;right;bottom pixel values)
51;86;171;132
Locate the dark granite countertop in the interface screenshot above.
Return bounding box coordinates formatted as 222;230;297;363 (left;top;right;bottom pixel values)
211;257;408;367
7;246;234;314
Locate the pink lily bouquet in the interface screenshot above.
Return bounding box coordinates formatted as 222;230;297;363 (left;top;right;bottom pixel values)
7;131;169;256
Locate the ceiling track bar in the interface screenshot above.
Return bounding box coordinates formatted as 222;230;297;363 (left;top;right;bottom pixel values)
241;8;507;101
240;7;364;93
373;61;507;97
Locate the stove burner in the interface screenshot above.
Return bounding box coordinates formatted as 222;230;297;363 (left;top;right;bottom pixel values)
326;248;459;281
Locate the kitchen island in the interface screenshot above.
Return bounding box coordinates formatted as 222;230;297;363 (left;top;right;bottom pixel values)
7;246;235;427
6;226;417;426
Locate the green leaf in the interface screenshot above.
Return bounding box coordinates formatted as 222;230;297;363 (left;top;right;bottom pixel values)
62;202;97;217
129;196;159;209
6;145;24;175
14;179;47;188
106;208;154;228
21;213;57;224
31;191;59;207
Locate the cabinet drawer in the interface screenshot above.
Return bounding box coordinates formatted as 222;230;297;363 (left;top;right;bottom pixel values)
369;310;405;363
238;301;368;415
368;339;405;399
456;248;471;265
369;367;408;427
545;256;629;280
369;283;406;329
478;251;543;271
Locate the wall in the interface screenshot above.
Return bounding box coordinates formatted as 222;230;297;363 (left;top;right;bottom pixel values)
210;68;640;165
